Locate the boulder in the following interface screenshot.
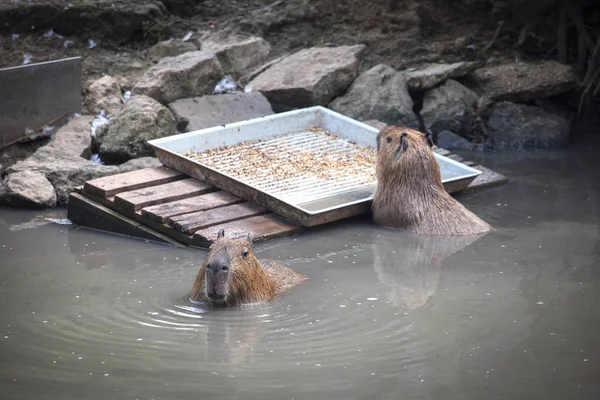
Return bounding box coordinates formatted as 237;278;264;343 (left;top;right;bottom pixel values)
7;117;119;205
148;39;198;62
247;45;366;112
328;64;419;129
168;92;274;132
97;95;176;163
404;61;483;91
484;101;570;149
470;61;577;103
202;35;271;75
0;137;52;171
421;79;479;136
118;157;163;173
132;51;224;104
435;130;473;150
0;171;57;208
86;76;123;116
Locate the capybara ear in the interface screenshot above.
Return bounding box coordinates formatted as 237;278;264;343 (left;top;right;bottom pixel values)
247;232;254;244
217;228;225;239
424;129;434;148
376;130;382;152
401;132;408;151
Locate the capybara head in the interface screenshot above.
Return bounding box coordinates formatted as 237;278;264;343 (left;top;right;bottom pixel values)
376;126;439;183
202;228;258;305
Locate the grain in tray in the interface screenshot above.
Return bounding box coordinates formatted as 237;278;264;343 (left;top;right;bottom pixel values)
184;128;377;186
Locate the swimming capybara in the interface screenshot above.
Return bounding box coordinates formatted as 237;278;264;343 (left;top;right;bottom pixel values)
190;229;307;306
372;125;492;235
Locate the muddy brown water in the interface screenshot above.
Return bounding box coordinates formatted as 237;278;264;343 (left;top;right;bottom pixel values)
1;138;600;400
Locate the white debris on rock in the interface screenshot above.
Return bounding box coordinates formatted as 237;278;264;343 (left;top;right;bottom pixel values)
182;31;193;42
12;34;19;40
213;75;240;94
123;91;132;102
91;110;110;138
23;54;32;65
88;39;97;49
64;40;73;48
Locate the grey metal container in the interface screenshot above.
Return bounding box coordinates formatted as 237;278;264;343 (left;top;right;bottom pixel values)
148;106;481;227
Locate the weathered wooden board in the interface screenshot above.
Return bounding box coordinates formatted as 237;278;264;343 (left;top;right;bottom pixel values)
169;202;269;234
114;178;214;212
194;213;300;243
0;58;82;150
84;166;185;198
141;191;243;223
67;193;185;247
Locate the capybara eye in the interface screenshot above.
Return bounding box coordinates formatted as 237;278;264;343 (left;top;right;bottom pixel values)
242;248;249;258
386;136;392;143
206;264;211;270
222;266;229;272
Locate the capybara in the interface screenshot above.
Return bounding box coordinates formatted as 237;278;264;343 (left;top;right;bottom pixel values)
372;125;492;235
190;229;307;306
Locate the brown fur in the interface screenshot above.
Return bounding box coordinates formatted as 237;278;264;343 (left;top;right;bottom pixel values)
372;125;492;235
190;230;307;306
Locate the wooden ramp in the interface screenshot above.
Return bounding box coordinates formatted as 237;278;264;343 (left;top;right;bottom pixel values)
67;148;509;249
67;166;302;248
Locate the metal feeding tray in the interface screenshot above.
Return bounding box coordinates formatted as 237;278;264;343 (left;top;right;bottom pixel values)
148;106;481;227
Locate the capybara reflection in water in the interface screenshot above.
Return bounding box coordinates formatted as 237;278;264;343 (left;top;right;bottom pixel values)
372;125;492;235
190;229;307;306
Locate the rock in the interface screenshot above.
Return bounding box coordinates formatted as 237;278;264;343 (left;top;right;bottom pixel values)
0;171;57;208
0;0;165;44
421;79;479;136
328;64;419;129
7;117;120;205
86;76;123;116
0;137;52;171
435;130;473;150
404;61;483;91
470;61;577;103
97;95;176;163
148;39;198;62
202;35;271;75
247;45;366;112
118;157;162;173
132;51;224;104
52;115;96;160
484;101;570;149
168;92;274;132
239;56;285;87
362;120;389;131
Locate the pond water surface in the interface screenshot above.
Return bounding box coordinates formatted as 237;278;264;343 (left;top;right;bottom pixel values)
1;137;600;400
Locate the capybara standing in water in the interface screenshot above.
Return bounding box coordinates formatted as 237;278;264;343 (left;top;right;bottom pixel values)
190;229;307;307
372;125;492;235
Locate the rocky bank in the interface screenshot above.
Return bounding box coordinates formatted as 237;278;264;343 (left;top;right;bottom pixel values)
1;0;596;209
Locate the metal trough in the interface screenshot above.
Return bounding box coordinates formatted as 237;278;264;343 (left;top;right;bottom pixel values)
148;106;482;227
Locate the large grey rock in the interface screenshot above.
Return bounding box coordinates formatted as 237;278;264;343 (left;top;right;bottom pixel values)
421;79;479;136
118;157;162;173
148;39;198;62
7;116;119;205
202;35;271;75
471;61;576;103
97;95;176;163
404;61;482;91
247;45;366;111
484;101;570;149
86;76;123;116
168;92;274;132
132;51;224;104
328;64;419;129
0;171;57;208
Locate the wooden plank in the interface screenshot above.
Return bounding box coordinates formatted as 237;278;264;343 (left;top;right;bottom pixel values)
194;213;301;244
114;178;214;212
67;193;185;247
83;166;185;198
79;190;209;248
466;165;509;191
169;202;269;235
141;191;243;223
